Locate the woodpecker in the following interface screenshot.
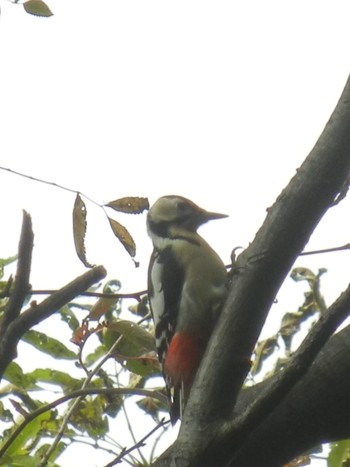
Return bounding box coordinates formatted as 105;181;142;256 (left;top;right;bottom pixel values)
147;195;228;422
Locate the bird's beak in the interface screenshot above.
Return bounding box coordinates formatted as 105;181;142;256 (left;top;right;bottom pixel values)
202;210;228;222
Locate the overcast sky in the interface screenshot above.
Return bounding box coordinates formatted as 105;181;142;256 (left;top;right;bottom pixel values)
1;1;350;465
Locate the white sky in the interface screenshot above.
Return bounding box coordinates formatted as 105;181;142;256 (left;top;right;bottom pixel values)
1;1;350;465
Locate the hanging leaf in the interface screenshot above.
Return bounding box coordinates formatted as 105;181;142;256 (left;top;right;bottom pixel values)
107;216;136;258
88;280;121;321
105;197;149;214
73;194;93;268
23;0;53;17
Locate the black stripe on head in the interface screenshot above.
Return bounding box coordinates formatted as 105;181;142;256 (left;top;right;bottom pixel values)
148;219;170;238
148;219;200;245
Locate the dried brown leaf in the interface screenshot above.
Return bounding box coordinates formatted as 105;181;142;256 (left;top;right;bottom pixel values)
107;216;136;258
88;296;119;321
72;194;93;268
105;197;149;214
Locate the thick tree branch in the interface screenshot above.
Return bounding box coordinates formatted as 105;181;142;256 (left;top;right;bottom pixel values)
16;265;107;332
219;281;350;465
230;322;350;466
153;75;350;466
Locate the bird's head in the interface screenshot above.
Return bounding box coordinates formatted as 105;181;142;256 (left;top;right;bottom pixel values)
147;195;227;238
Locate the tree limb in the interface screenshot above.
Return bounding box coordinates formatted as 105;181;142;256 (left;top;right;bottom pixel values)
153;75;350;466
222;280;350;465
230;322;350;466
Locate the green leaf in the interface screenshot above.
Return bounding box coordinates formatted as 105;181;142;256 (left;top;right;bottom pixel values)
27;368;82;390
23;0;53;17
22;330;76;360
0;255;17;280
36;442;66;463
128;295;150;318
3;362;35;390
59;305;80;332
328;440;350;467
88;296;119;321
70;397;109;437
137;396;168;421
103;320;158;376
83;345;106;368
0;401;14;423
2;411;52;457
104;320;156;357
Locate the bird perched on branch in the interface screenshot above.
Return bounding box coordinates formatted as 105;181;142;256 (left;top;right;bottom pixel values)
147;195;228;423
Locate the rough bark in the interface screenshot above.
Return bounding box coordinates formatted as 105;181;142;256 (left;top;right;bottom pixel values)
152;75;350;466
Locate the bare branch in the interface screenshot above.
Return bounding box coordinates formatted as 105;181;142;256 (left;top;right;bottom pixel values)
28;289;148;301
0;211;33;331
300;242;350;256
104;418;169;467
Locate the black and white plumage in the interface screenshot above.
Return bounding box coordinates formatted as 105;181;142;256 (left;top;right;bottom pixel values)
147;195;228;422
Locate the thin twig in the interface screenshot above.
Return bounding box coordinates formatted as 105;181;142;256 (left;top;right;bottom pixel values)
104;418;169;467
149;423;169;463
28;289;148;300
0;166;101;208
37;335;125;467
0;387;166;459
300;243;350;256
120;379;148;464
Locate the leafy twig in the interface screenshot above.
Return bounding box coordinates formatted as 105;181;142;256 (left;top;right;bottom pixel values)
37;334;125;466
0;387;166;459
